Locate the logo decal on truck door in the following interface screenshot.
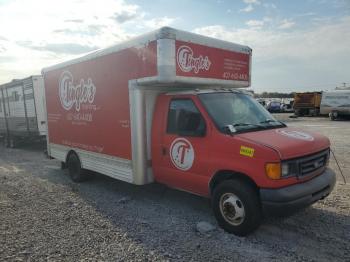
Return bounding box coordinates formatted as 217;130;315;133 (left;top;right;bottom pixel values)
177;45;211;74
276;130;314;141
170;138;195;171
59;71;96;111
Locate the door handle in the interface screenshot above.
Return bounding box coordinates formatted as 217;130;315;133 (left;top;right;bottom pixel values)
162;147;167;155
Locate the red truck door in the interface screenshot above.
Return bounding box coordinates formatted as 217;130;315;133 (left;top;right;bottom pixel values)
153;97;211;196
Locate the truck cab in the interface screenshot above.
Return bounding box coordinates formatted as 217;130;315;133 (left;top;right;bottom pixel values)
152;89;336;236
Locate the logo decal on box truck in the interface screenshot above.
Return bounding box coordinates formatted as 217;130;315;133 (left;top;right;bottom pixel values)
276;130;314;141
59;71;96;111
170;138;195;171
177;45;211;74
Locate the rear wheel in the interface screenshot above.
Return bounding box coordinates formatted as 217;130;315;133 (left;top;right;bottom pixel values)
212;179;262;236
67;153;87;182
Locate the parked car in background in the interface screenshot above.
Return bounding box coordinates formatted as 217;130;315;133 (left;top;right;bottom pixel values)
256;98;266;107
281;99;294;113
266;101;281;113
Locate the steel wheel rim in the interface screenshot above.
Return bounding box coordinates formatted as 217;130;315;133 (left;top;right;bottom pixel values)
219;193;246;226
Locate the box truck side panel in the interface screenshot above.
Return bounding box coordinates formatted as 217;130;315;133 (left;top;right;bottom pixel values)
44;41;157;162
175;40;250;82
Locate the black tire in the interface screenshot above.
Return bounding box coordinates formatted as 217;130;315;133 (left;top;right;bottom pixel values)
212;179;262;236
67;153;87;182
61;162;67;169
329;112;336;121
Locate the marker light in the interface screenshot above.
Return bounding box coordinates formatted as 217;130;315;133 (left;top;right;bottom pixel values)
265;163;281;180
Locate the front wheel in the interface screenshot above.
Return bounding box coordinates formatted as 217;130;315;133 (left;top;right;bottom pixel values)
212;179;262;236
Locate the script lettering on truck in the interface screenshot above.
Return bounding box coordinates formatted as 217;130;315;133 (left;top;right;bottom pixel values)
177;45;211;73
59;71;96;112
58;71;99;125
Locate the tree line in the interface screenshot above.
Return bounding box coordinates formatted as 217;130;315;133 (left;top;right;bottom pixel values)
255;92;294;98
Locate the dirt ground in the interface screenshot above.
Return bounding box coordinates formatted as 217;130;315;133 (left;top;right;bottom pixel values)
0;114;349;261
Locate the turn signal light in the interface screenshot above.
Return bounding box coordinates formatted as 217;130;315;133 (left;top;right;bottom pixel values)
265;163;281;180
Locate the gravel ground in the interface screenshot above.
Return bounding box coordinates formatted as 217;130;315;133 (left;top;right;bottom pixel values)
0;115;349;261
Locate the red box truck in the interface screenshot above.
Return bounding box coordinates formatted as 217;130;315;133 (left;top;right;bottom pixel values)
42;27;335;236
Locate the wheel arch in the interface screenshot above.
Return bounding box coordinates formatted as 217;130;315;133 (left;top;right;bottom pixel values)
209;170;259;196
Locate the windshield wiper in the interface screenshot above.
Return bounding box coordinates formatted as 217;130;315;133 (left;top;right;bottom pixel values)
233;123;266;128
260;119;286;127
223;123;265;135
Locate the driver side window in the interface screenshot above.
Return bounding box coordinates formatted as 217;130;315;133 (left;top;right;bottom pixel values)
167;99;206;137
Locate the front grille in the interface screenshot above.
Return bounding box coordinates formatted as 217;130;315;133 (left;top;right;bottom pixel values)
298;149;329;178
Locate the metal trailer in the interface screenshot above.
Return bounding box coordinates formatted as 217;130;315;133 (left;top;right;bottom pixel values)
0;75;47;147
293;92;322;116
320;90;350;120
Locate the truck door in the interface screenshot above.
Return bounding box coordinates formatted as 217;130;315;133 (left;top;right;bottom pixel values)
156;97;210;196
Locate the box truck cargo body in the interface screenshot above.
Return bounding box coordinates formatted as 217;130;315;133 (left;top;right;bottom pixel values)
320;90;350;120
0;76;46;147
293;92;322;116
43;27;335;236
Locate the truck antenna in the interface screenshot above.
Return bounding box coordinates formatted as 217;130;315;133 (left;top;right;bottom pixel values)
330;148;346;185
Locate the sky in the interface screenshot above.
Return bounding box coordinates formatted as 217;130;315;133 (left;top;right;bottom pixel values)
0;0;349;93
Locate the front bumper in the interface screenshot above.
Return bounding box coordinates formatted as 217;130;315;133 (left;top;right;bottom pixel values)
260;168;336;214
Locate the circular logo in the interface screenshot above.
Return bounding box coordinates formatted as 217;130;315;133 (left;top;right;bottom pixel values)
276;129;314;141
170;138;195;171
177;45;194;73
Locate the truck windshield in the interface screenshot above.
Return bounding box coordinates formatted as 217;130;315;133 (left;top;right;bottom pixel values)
198;92;285;133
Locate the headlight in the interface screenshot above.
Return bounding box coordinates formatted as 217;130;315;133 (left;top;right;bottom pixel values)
281;163;289;176
266;161;298;180
281;161;299;178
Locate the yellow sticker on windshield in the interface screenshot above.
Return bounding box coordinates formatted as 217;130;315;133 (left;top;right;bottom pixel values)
240;146;255;157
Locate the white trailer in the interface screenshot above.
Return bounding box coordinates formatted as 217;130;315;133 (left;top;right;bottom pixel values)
320;90;350;120
0;75;47;147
